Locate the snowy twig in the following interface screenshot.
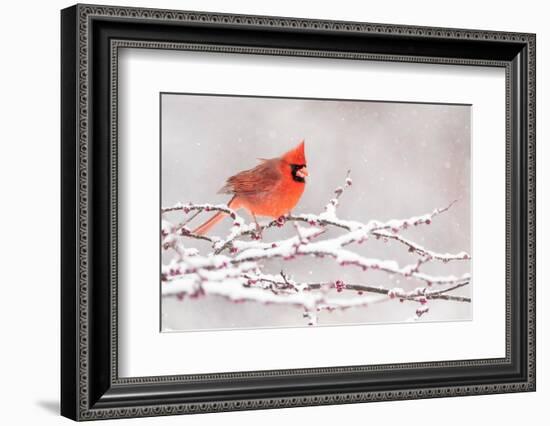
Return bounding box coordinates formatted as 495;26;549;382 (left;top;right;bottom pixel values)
242;274;471;303
371;229;470;262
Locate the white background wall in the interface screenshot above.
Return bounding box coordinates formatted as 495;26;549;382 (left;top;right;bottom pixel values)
0;0;546;424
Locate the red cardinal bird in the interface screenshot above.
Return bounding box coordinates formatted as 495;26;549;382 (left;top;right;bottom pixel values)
194;140;308;235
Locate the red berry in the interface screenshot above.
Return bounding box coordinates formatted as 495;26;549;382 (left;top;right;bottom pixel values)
334;280;345;292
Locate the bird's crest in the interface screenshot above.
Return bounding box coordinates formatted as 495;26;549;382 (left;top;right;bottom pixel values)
282;140;306;165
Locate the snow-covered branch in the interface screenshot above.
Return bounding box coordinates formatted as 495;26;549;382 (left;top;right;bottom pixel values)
161;171;471;326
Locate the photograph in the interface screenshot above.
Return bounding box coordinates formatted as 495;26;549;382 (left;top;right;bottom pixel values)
160;93;472;332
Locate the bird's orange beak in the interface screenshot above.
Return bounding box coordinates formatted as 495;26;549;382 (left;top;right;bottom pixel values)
296;167;309;178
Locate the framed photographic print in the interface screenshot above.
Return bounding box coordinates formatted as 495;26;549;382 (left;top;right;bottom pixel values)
61;4;536;421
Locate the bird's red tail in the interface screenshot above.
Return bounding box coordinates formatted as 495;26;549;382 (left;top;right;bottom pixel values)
193;197;237;235
193;211;225;236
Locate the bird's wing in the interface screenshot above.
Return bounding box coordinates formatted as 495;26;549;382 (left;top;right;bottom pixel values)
218;159;282;196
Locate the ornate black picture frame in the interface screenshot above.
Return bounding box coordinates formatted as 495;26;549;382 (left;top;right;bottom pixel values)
61;4;536;421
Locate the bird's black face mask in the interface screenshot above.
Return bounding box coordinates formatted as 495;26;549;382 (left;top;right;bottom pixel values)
290;164;308;183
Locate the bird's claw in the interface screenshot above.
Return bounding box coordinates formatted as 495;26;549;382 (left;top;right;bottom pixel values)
253;227;263;240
